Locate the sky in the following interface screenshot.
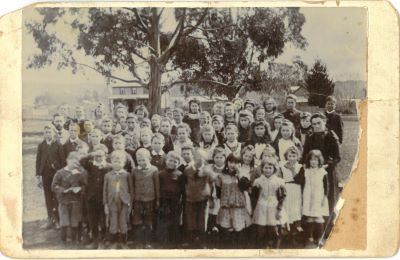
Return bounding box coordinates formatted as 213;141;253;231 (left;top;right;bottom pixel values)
23;7;367;103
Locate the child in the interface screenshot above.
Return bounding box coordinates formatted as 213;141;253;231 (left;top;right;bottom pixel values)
250;119;272;164
131;148;160;248
73;106;86;134
172;108;184;135
159;117;174;153
57;103;72;130
100;118;114;154
64;123;84;159
114;103;128;122
325;96;344;144
183;150;215;248
238;109;254;144
263;96;279;127
36;124;66;229
211;114;225;146
151;114;162;133
224;102;237;125
93;103;105;129
88;129;103;152
150;133;166;169
216;154;251;248
140;118;151;129
157;151;185;248
223;124;242;158
199;111;211;127
80;144;112;249
280;146;303;246
140;127;153;150
243;99;256;114
173;123;193;156
112;135;135;173
198;124;219;162
164;107;174;121
232;97;243;112
238;145;256;216
134;105;149;125
296;112;313;146
272;119;302;162
103;150;133;249
282;94;302;130
79;119;94;143
124;113;139;137
269;114;284;142
212;101;225;117
177;144;195;173
253;106;266;122
183;98;201;144
51;152;87;244
295;150;329;247
252;157;287;249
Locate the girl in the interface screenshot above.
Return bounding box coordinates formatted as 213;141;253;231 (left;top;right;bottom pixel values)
223;124;242;158
243;99;256;114
238;110;253;144
134;105;149;125
272;119;302;162
224;102;237;126
173;123;193;156
280;146;303;246
294;150;329;247
263;96;279;128
183;98;201;144
269;114;284;143
159;117;175;153
212;102;225;117
238;145;256;216
252;157;288;249
151;114;162;133
198;124;219;162
211;114;225;146
216;154;252;248
253;106;266;122
250;119;272;165
114;103;127;122
172;108;184;135
124;113;139;137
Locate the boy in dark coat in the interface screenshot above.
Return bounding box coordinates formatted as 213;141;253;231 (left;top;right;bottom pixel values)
324;96;344;144
36;124;66;229
282;94;302;130
63;123;84;160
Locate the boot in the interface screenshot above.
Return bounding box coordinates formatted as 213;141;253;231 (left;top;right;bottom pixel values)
109;234;119;249
315;223;325;247
120;233;130;249
71;227;80;247
60;227;67;244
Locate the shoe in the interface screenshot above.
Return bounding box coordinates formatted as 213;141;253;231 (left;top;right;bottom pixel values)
121;243;130;249
85;241;99;249
109;242;119;250
144;243;152;249
55;222;61;230
40;220;53;230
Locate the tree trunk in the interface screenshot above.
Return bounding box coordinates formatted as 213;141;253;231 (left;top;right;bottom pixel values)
149;56;162;115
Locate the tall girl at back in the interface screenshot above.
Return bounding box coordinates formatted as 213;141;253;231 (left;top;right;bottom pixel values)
252;157;287;249
183;98;201;144
272;119;302;162
238;110;254;144
250;119;272;166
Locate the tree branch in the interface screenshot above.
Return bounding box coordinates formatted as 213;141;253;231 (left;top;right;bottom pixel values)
132;8;149;34
169;79;230;88
182;9;208;36
157;8;165;20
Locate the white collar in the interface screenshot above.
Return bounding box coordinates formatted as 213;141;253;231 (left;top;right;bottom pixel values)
326;110;335;114
137;164;151;170
151;150;165;156
45;139;53;145
214;165;224;170
93;160;107;168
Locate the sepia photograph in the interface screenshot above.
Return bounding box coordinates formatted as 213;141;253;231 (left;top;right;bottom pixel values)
21;5;367;251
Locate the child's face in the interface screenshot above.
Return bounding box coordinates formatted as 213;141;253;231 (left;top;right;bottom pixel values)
119;119;127;130
202;131;213;143
264;100;274;112
136;154;150;168
111;155;124;171
151;138;164;153
234;100;242;111
213;153;226;167
225;129;237;142
213;105;224;116
225;106;234;117
286;98;296;110
102;122;112;134
245;104;254;112
255;109;266;121
194;157;204;169
190;102;200;113
76;108;84;119
281;126;292;139
325;101;336;112
160;121;171;135
165;110;173;119
166;157;179;169
311;118;326;133
95;107;103;117
141;132;151;144
140;121;151;129
262;163;275;178
262;152;274;161
77;148;89;158
44;128;53;140
84;121;93;133
274;118;283;130
59;106;68;116
113;139;125;150
53;116;65;131
68;126;78;139
239;118;250;128
173;111;183;124
127;118;137;131
254;125;266;137
177;128;188;142
310;156;319;168
93;152;106;163
212;120;223;131
90;132;101;145
116;108;126;119
136;109;145;119
199;116;208;126
300;117;311;128
242;151;253;165
181;150;193;163
287;152;298;163
227;161;239;171
151;116;161;127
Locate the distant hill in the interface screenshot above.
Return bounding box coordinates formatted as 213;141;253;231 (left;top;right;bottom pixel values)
334;80;366;99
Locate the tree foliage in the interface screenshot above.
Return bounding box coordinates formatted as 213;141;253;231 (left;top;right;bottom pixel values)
305;60;335;107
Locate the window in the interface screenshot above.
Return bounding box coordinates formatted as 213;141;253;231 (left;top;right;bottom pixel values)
119;88;125;95
131;88;137;94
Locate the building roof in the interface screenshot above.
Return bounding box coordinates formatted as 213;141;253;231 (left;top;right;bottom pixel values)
109;94;149;99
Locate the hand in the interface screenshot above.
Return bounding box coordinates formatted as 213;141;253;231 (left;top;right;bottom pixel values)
72;187;82;193
276;209;282;220
36;176;43;189
104;205;109;215
323;164;329;169
63;187;71;193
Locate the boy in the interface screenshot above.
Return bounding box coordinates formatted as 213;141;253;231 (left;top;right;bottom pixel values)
211;114;225;145
282;94;302;130
79;119;94;143
140;118;151;129
100;118;114;154
159;117;175;153
177;144;195;173
53;113;69;145
151;114;162;133
112;135;135;173
243;99;256;113
80;144;112;249
157;151;185;247
150;133;166;170
131;148;160;248
172;108;184;135
173;123;193;156
134;105;149;125
36;124;66;229
63;123;84;160
103;150;133;249
296;112;313;146
325;96;344;144
51;152;87;244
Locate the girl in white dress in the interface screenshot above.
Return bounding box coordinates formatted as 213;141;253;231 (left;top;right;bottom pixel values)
294;149;329;246
252;158;288;249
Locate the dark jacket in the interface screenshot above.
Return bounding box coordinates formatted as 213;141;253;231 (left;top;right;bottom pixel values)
325;111;344;144
302;130;341;167
80;157;112;201
63;139;83;160
51;167;87;204
282;109;302;130
36;140;66;176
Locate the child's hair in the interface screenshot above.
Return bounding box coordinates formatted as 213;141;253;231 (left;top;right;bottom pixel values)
212;146;227;160
94;103;105;116
77;142;89;153
259;144;278;160
238;109;254;125
241;144;256;167
44;124;54;131
252;119;271;142
188;98;202;113
152;132;165;143
114;103;127;115
112;134;126;146
176;123;192;134
127;113;138;121
140;127;153;138
140;118;151;127
263;96;277;112
224;153;242;172
212;102;224;113
253;106;266;118
160;116;173;126
92;143;109;155
134;105;149;118
69;122;80;132
110;150;127;164
181;144;194;154
271;113;284;131
172;107;184;116
67;151;80;163
284;146;301;161
260;157;279;174
101;117;113;125
151;114;161;121
310;112;327;121
166;151;181;163
89;128;103;138
199;111;211;124
281;119;295;138
243;99;256;109
225;123;238;134
300;112;312;120
286;94;298;102
136;147;151;160
52;113;64;121
200;124;215;138
305;149;324;168
326;95;337;104
211;114;224;124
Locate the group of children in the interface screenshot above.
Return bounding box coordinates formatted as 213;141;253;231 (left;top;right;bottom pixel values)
35;94;343;249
